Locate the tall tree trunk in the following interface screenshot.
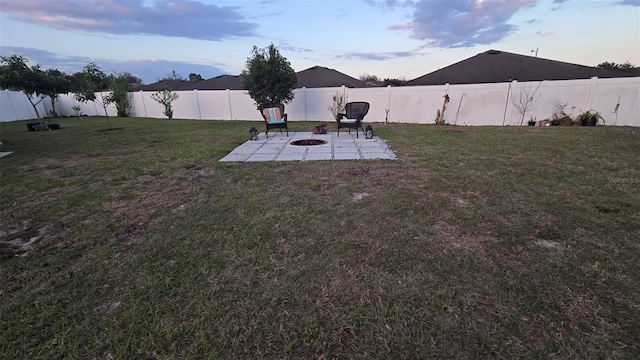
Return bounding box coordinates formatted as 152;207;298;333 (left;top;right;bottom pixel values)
25;93;43;121
50;96;58;117
99;92;112;128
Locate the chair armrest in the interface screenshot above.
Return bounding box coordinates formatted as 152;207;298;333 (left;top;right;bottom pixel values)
283;113;288;122
336;113;345;121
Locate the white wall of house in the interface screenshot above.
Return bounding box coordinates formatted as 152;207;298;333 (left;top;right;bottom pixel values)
2;77;639;126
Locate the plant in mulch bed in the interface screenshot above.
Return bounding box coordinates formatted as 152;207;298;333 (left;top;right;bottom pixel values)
576;110;605;126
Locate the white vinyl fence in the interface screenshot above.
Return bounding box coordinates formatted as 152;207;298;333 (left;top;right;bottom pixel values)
2;77;639;126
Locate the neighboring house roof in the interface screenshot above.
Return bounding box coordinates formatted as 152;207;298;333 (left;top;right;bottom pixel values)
405;50;638;86
178;75;244;90
138;79;191;91
295;66;372;88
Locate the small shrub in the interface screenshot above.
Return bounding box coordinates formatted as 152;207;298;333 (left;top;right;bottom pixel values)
328;91;346;120
151;87;179;119
551;98;568;119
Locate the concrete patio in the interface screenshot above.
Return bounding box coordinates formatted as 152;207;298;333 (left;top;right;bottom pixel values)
219;131;397;162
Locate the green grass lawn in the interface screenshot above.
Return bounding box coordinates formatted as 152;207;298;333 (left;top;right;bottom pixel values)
1;117;639;359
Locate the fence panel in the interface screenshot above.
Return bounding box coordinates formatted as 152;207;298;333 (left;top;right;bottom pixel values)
3;77;639;126
346;87;391;123
450;83;512;126
300;87;345;122
54;94;77;117
170;90;200;120
387;85;448;124
0;90;21;121
228;91;261;121
287;87;309;121
589;78;640;126
195;90;233;120
0;91;47;121
519;79;592;124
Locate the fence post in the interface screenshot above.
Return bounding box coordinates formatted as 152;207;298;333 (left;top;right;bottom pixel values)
194;89;201;120
342;85;347;105
139;90;148;118
92;93;99;115
584;76;598;111
502;80;517;126
386;85;392;123
226;89;233;120
302;87;307;121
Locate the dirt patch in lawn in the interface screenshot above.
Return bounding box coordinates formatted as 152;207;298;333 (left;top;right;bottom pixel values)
432;220;492;253
23;155;124;181
103;167;216;242
0;220;55;256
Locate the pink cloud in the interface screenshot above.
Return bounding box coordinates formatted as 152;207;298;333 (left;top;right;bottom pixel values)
386;21;413;30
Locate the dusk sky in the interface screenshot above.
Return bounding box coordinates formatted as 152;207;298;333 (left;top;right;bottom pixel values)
1;0;638;84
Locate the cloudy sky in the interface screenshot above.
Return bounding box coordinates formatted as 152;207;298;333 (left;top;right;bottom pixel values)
1;0;638;84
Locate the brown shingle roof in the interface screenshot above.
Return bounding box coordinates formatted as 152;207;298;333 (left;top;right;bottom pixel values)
405;50;637;86
295;66;372;88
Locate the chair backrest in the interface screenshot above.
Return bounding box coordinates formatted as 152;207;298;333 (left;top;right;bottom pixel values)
345;102;370;120
259;103;285;123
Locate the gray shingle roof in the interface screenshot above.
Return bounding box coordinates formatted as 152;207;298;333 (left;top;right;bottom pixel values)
405;50;637;86
295;66;372;88
138;79;191;92
178;75;244;90
139;67;372;91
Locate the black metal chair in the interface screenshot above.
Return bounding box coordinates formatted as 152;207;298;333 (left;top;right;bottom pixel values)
336;102;369;138
259;103;288;138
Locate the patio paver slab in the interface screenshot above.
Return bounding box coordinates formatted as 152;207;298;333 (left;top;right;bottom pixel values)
219;131;396;162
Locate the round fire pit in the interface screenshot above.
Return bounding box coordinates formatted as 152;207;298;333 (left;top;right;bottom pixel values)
290;139;328;146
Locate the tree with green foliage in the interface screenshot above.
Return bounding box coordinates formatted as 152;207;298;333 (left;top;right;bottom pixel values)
359;73;380;83
43;69;71;117
151;87;179;119
240;44;297;105
596;61;635;72
69;71;90;93
105;74;132;117
163;70;184;81
74;63;113;127
383;77;406;86
119;72;142;85
0;54;48;121
188;73;203;82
